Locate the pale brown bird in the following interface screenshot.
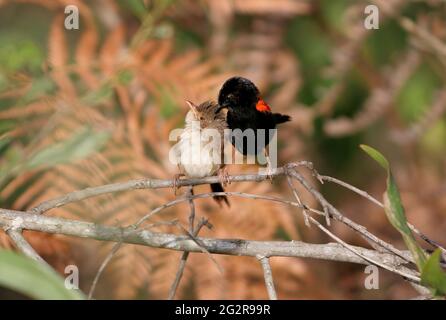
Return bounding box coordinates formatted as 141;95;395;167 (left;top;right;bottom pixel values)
172;100;229;206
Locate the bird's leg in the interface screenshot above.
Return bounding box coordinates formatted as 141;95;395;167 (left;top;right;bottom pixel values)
217;167;230;186
264;148;274;182
173;173;185;195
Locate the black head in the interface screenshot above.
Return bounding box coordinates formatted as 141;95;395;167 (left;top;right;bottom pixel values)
217;77;260;111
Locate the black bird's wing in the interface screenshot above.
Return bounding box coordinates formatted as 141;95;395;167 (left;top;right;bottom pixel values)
272;113;291;125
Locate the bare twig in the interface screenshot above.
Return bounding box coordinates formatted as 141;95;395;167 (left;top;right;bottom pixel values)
173;220;223;274
305;215;420;282
186;186;195;233
318;175;383;207
288;169;413;263
320;174;446;253
286;167;330;226
0;208;411;268
5;229;51;269
285;172;311;227
29;166;290;215
257;255;277;300
88;241;121;300
0;160;438;296
87;218;181;300
168;218;211;300
88;186;222;299
282;175;421;282
87;198;184;299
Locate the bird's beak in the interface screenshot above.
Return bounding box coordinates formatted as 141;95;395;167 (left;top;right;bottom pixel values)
185;100;199;118
216;101;233;114
216;93;235;114
215;105;226;114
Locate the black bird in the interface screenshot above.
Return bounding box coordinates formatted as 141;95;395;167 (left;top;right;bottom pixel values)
217;76;291;170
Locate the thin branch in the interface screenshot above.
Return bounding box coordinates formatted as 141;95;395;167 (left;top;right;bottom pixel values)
318;175;383;207
288;169;413;263
29;158;433;261
2;190;423;288
186;186;196;233
285;173;311;227
320;174;446;253
257;255;277;300
0;160;438;296
88;241;121;300
167;186;201;300
305;214;420;282
5;229;51;269
0;208;411;269
28;166;295;215
88;218;180;299
283;177;421;282
29;161;315;215
173;220;224;274
87;188;321;299
168;218;211;300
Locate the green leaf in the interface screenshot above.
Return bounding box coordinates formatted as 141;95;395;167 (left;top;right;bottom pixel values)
26;127;110;169
421;249;446;297
361;144;427;270
0;250;84;299
359;144;389;170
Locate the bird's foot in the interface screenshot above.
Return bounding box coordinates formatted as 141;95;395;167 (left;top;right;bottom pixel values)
265;165;274;183
217;167;231;186
173;173;185;195
263;151;274;183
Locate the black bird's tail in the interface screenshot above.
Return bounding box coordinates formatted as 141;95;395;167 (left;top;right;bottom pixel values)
273;113;291;125
210;183;230;207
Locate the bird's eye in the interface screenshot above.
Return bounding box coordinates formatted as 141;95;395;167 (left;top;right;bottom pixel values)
200;117;204;121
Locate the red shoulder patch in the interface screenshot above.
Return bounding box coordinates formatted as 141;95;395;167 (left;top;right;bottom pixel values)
255;99;271;112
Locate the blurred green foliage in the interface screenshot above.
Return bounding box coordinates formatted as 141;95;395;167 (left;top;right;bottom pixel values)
397;64;441;124
0;250;84;299
421;249;446;296
0;127;110;188
362;145;446;297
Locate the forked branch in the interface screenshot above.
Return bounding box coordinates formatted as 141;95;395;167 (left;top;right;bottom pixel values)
0;161;440;299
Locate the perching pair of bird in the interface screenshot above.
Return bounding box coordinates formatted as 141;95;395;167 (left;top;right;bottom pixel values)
173;76;291;206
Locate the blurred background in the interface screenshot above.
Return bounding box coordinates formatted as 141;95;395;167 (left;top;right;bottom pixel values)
0;0;445;299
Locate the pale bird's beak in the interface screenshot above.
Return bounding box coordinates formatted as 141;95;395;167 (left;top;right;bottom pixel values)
216;102;232;114
185;100;199;118
215;105;226;114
